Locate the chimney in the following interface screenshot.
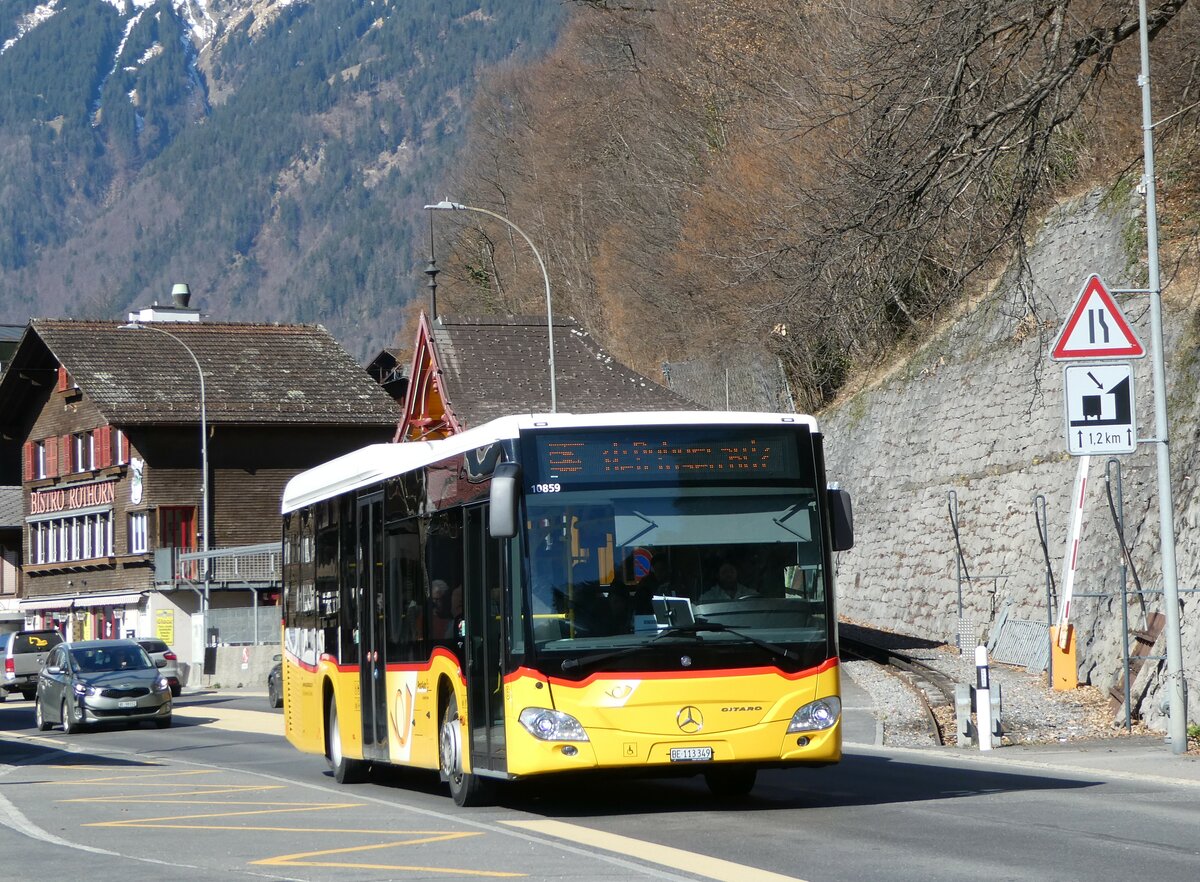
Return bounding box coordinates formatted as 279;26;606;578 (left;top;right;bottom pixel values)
127;282;201;323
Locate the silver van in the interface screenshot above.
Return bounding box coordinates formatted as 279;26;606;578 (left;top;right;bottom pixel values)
2;629;64;701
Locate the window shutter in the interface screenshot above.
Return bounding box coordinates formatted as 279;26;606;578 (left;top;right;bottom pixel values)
46;438;58;477
96;426;112;468
56;365;69;392
23;442;34;482
120;431;131;464
60;435;72;474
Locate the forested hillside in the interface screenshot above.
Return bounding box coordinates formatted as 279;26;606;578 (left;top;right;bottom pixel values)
432;0;1200;408
3;0;1198;397
0;0;565;358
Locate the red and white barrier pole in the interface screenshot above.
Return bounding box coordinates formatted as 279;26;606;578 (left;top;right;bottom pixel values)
975;644;993;751
1056;454;1090;649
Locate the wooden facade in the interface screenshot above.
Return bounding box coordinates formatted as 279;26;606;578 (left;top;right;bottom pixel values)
0;319;399;660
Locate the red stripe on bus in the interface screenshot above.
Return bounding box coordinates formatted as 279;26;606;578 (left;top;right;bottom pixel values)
504;656;837;688
289;646;463;679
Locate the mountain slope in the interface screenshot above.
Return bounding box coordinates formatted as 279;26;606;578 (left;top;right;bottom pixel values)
0;0;566;359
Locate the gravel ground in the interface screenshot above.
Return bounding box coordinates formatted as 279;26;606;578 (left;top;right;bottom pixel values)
840;623;1151;749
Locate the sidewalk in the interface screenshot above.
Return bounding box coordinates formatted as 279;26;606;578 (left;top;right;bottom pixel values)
842;674;1200;785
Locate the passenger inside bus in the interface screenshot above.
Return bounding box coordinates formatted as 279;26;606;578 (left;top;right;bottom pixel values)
430;579;461;639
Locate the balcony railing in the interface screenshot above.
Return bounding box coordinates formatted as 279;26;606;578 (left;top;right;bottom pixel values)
154;543;282;587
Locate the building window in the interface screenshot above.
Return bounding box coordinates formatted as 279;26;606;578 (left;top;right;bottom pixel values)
73;431;95;473
35;441;47;479
129;512;148;554
114;429;129;465
29;512;114;565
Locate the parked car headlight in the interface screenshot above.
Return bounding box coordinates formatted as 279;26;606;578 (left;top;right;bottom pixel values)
518;707;589;741
153;676;170;693
787;696;841;733
73;682;89;697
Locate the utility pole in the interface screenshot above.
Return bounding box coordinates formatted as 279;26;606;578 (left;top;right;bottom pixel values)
1137;0;1187;753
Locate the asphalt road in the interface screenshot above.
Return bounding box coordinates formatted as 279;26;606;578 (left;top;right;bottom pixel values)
1;692;1198;882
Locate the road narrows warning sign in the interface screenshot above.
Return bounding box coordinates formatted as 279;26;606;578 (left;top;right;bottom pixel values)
1050;275;1145;360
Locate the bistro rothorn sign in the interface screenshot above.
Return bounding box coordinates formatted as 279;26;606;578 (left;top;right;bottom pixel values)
29;479;116;515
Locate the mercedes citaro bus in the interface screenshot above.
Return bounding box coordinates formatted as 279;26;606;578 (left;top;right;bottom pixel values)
279;411;852;805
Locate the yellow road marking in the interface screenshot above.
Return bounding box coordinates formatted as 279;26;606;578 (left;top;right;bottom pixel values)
49;768;214;783
65;786;287;801
48;763;165;770
505;819;809;882
172;705;282;735
87;803;363;826
41;753;524;879
252;833;524;877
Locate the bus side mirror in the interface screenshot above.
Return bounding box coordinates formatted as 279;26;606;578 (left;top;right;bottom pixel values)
490;462;522;539
828;487;854;551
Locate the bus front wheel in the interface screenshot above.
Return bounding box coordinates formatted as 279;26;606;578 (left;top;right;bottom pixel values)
440;693;491;807
328;700;368;784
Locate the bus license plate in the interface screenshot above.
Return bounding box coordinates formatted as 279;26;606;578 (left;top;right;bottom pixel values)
118;700;136;708
670;747;713;762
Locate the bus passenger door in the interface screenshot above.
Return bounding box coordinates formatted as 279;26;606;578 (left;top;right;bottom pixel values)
357;493;388;760
464;504;506;775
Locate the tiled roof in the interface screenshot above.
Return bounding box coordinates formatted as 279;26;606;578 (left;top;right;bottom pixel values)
31;320;398;427
431;316;697;427
0;486;21;527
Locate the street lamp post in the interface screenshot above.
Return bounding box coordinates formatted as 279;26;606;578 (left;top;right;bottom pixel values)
424;200;557;412
119;321;210;655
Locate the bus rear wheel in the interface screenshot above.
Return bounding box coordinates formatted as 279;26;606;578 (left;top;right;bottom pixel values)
440;693;492;807
704;766;757;799
327;700;368;784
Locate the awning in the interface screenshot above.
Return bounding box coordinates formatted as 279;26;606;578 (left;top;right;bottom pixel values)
19;591;147;611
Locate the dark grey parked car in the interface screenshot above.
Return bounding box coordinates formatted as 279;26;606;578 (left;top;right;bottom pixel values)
267;654;282;708
35;639;172;733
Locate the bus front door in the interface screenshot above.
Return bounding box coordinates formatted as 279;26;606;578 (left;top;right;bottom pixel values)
464;504;506;776
357;493;388;761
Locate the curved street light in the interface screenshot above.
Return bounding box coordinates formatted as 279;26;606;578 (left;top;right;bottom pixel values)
424;200;557;413
119;321;210;637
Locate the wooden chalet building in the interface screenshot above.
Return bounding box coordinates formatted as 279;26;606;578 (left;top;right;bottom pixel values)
0;486;19;631
0;313;397;665
397;314;697;441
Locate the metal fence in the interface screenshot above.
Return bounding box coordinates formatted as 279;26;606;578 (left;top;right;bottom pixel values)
208;606;281;646
179;542;281;584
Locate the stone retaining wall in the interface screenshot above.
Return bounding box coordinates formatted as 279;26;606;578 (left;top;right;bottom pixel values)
822;189;1200;730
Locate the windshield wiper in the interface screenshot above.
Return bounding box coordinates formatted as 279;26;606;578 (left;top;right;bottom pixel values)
674;620;801;663
559;620;798;673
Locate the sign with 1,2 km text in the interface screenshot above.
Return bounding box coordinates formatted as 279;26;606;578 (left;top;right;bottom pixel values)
1063;363;1137;455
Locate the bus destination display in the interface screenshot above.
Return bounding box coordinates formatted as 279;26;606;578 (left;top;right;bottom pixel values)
530;429;801;484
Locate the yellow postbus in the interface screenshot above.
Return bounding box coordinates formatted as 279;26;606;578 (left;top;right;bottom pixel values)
279;411;853;805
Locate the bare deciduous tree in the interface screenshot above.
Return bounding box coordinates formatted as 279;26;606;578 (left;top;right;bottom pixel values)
437;0;1197;408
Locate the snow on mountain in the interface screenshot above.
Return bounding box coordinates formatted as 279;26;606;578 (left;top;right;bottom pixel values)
1;1;61;56
1;0;304;58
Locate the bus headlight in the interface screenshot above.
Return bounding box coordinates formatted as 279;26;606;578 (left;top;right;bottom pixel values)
519;707;590;742
787;697;841;733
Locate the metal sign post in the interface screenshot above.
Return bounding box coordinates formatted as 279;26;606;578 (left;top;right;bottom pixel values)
1136;0;1187;753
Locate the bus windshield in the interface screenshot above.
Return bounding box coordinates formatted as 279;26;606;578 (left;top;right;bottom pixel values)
521;483;831;675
